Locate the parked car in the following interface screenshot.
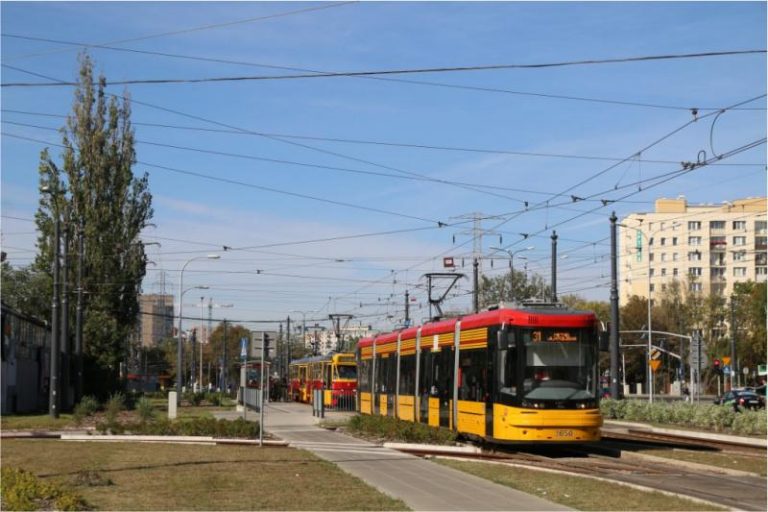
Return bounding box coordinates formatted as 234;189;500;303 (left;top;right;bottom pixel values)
713;389;765;411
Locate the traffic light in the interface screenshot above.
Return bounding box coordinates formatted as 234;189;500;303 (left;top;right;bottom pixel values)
263;333;270;357
713;358;721;374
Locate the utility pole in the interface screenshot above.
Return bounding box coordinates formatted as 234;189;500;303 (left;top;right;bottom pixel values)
329;314;353;352
60;217;70;410
404;290;410;326
473;258;479;313
609;213;620;399
222;320;228;392
730;295;736;391
286;316;291;375
551;230;558;302
50;211;61;418
75;218;84;402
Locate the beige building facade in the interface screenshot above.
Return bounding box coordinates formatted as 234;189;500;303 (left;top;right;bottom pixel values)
138;294;174;347
620;197;766;305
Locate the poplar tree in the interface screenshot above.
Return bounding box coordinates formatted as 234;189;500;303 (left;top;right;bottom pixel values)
34;54;153;396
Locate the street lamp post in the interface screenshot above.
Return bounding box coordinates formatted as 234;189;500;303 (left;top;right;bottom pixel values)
177;255;219;403
490;246;534;301
620;222;678;403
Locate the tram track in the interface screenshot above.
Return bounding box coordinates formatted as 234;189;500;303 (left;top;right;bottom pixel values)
394;440;766;511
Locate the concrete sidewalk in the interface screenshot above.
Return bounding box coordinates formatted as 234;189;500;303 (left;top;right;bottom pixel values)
217;402;568;511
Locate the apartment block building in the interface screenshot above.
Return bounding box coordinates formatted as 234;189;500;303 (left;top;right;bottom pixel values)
619;197;766;305
138;294;174;347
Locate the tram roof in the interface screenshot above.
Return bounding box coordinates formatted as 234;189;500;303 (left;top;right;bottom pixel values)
357;305;596;348
289;352;354;366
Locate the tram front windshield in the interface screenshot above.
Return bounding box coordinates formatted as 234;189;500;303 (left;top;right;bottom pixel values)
337;365;357;379
520;328;597;406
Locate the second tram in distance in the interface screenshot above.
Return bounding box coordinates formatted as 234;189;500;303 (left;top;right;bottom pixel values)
289;352;357;407
356;304;603;443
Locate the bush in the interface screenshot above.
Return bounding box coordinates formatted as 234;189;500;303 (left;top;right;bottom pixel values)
599;398;767;436
122;417;260;438
209;392;223;406
1;467;89;511
347;414;457;445
72;395;100;426
135;397;155;424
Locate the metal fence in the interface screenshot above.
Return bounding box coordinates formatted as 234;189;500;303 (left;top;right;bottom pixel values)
325;389;357;412
243;386;264;411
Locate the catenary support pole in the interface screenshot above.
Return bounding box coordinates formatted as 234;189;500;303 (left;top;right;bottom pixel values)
75;218;84;402
49;213;61;418
551;231;558;301
60;219;69;410
609;213;621;399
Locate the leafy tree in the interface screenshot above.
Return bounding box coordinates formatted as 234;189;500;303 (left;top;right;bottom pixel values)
205;322;252;390
33;54;153;397
732;281;767;379
0;262;51;320
478;270;551;308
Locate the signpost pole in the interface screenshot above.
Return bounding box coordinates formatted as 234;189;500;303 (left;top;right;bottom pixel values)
260;331;265;447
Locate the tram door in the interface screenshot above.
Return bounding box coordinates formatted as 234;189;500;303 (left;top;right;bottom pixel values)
426;347;453;428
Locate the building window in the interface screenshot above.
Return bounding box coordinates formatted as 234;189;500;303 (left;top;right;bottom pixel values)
649;268;655;277
733;267;747;277
688;236;702;246
672;237;678;246
649;253;654;262
661;253;667;262
672;253;679;262
755;220;767;234
661;283;667;292
756;253;767;265
733;251;746;262
733;236;746;246
710;220;725;230
689;267;702;276
710;236;726;248
733;220;746;230
660;237;666;246
649;284;655;292
711;268;725;277
649;237;654;246
687;251;702;262
757;236;767;250
690;282;702;292
661;268;667;277
688;221;701;231
673;268;679;277
660;222;666;230
757;267;767;276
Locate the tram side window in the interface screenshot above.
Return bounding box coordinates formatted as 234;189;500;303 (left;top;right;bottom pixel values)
326;364;333;387
429;347;453;401
376;356;389;393
359;359;371;392
399;354;415;395
498;339;518;398
459;349;487;401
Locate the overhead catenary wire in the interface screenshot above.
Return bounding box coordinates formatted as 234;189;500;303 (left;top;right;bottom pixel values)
3;49;766;87
4;109;763;167
2;1;359;61
2;37;766;113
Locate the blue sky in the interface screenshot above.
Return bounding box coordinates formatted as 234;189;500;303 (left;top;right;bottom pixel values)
2;1;766;332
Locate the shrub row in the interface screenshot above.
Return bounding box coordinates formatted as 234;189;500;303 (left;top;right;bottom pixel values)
347;414;457;445
600;399;767;436
1;467;89;511
96;416;259;438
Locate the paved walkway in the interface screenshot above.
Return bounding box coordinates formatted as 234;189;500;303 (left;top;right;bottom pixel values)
217;402;568;511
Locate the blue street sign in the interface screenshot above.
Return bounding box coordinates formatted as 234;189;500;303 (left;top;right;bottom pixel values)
723;365;731;376
240;337;248;359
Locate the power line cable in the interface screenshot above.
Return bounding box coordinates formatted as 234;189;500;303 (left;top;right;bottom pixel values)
3;1;358;61
5;109;764;166
4;49;765;87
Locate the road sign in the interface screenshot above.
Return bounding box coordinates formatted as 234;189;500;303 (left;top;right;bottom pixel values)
723;365;731;376
240;337;248;359
649;359;661;372
759;364;767;377
651;348;662;360
742;367;749;376
722;356;731;366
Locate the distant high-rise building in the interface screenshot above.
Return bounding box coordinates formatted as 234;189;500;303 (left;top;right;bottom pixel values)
620;197;766;304
138;294;174;347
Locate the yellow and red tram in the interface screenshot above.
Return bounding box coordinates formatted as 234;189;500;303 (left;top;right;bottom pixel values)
289;353;357;407
356;305;603;443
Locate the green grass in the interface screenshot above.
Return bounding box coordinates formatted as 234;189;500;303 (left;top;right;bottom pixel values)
1;414;77;431
437;459;725;511
641;448;767;476
1;440;408;510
